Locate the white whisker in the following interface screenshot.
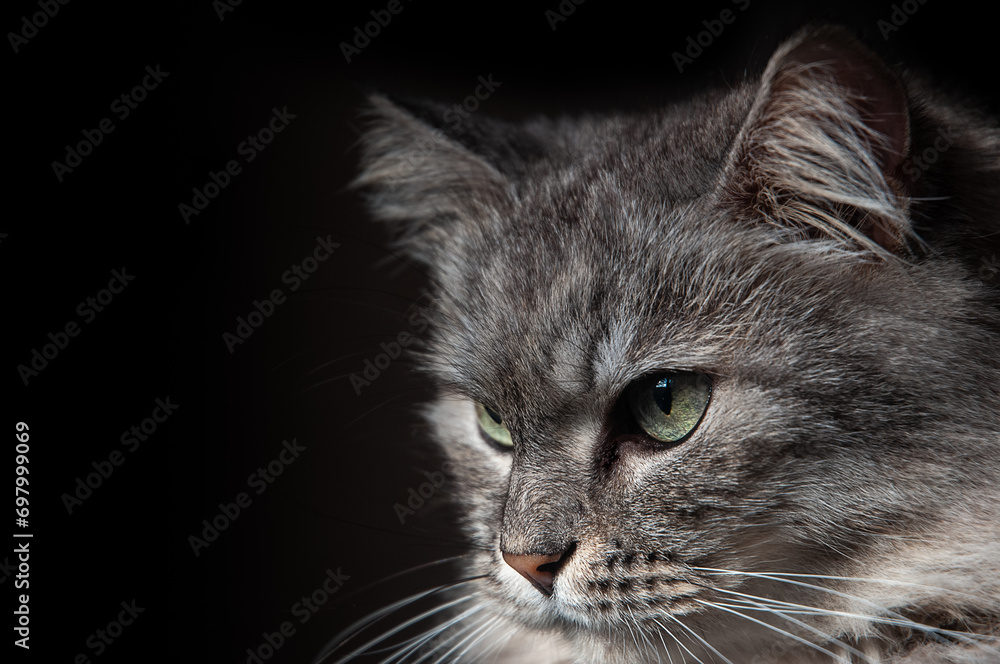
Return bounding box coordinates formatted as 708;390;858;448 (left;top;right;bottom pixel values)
632;608;663;664
621;610;642;660
665;614;736;664
381;604;485;664
651;617;678;664
695;567;995;606
329;594;477;664
448;618;504;664
405;620;484;664
694;598;845;661
318;577;486;662
692;567;998;653
653;617;705;664
468;621;518;664
707;587;871;661
428;616;494;664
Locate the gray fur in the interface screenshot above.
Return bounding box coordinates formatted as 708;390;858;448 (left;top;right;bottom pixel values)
353;25;1000;664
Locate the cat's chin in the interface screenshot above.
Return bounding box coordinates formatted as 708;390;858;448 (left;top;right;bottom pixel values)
477;584;813;664
478;583;856;664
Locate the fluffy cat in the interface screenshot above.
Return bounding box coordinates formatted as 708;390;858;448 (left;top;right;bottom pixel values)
335;25;1000;664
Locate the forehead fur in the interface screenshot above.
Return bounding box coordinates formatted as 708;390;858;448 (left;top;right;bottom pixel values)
356;69;999;436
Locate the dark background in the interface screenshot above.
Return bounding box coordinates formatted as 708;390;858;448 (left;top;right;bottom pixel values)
6;1;997;662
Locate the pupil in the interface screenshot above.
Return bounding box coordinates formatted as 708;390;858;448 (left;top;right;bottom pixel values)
653;378;673;415
485;406;503;425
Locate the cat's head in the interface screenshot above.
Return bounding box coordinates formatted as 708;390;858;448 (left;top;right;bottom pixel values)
354;25;1000;663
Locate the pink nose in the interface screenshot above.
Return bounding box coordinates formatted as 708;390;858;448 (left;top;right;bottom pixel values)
502;552;563;595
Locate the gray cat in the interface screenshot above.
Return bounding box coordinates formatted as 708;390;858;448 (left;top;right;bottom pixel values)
335;25;1000;664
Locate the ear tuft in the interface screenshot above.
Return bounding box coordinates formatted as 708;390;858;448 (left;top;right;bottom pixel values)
353;95;511;263
719;25;914;256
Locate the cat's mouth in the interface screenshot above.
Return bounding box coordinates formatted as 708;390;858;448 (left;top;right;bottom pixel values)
487;544;708;628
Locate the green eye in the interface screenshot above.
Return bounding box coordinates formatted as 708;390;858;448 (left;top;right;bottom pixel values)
627;372;712;444
475;402;513;448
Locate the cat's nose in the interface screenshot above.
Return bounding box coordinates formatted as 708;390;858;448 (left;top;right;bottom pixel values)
501;545;574;596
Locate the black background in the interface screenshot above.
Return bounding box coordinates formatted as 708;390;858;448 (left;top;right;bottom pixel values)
6;1;997;663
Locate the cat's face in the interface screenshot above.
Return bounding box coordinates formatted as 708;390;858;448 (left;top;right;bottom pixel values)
423;204;860;630
353;25;1000;664
417;150;989;660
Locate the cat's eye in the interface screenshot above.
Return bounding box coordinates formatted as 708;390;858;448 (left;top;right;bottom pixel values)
474;402;513;449
627;372;712;444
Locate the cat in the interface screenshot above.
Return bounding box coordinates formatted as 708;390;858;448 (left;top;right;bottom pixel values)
330;24;1000;664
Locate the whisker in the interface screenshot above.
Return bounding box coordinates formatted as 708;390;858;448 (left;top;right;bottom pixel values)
329;554;478;611
708;600;869;662
697;568;995;606
621;610;644;662
299;351;369;377
428;616;494;664
629;606;662;664
704;586;871;661
316;577;484;663
314;394;408;441
723;601;999;651
652;616;704;664
466;620;517;664
375;604;484;663
328;594;477;664
693;598;844;661
652;617;678;664
449;618;506;664
405;610;491;664
664;614;736;664
692;567;997;652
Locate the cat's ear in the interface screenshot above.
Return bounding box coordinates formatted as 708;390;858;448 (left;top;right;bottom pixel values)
718;25;913;255
354;94;533;264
